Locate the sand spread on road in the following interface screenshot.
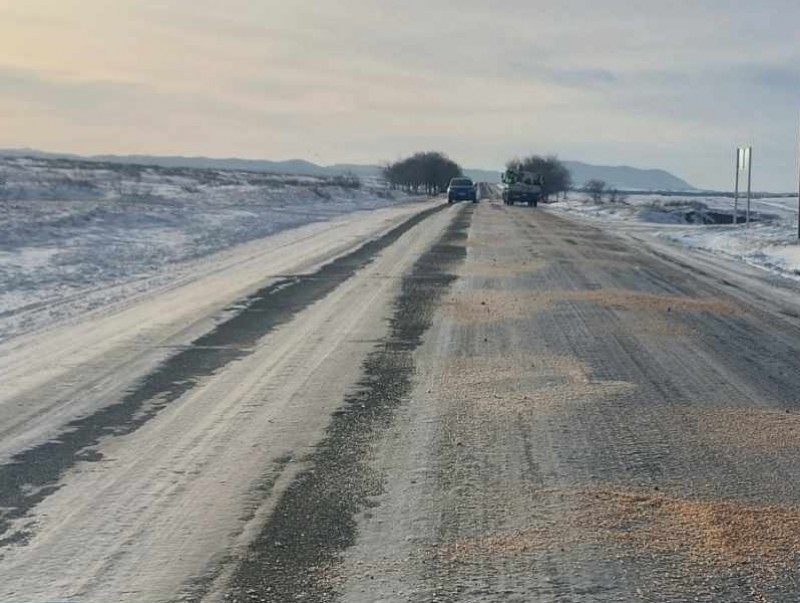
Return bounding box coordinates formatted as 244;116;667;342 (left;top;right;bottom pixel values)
436;354;634;413
435;487;800;576
574;488;800;572
442;288;736;326
458;259;548;279
435;528;551;563
686;408;800;452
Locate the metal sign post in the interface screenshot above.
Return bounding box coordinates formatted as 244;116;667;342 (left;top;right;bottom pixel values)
734;149;740;224
734;147;751;225
736;146;753;227
797;112;800;238
745;146;753;227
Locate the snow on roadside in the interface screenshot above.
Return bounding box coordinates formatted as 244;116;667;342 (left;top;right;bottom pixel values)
0;156;411;342
549;193;800;280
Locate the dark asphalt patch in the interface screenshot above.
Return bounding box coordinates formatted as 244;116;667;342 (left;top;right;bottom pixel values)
0;204;446;545
219;206;473;602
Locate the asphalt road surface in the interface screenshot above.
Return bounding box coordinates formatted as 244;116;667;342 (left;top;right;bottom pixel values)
5;195;800;602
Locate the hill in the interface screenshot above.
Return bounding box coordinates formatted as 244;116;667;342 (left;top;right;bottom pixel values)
563;161;695;191
0;149;695;191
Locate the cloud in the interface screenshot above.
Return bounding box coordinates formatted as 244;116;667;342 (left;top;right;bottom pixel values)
752;66;800;95
541;68;617;88
3;1;800;189
0;66;142;114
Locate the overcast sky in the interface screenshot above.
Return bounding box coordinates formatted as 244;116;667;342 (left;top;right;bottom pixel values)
3;0;800;189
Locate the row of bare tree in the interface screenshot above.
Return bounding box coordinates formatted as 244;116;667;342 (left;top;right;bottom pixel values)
381;152;620;203
382;152;463;195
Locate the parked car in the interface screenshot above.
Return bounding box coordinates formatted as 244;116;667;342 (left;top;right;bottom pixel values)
447;178;478;203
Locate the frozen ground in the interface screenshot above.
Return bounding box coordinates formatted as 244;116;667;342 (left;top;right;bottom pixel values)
0;155;410;342
549;192;800;279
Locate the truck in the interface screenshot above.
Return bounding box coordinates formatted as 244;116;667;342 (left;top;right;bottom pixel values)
501;168;543;207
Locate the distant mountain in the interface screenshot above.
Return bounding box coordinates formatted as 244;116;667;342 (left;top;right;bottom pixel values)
0;149;695;191
326;164;383;179
563;161;695;191
0;149;337;177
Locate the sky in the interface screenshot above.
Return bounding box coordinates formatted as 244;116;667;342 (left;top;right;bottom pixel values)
2;0;800;190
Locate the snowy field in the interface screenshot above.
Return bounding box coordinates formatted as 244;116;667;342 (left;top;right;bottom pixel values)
549;192;800;279
0;155;410;342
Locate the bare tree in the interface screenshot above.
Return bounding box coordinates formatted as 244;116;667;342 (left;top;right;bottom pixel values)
382;152;463;195
330;172;361;189
585;179;607;203
606;187;627;204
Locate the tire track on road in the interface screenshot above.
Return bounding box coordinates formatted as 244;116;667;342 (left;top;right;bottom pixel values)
0;204;446;546
216;205;473;603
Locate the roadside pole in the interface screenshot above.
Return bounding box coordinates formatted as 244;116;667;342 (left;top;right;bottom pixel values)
746;147;753;227
797;112;800;238
734;148;740;224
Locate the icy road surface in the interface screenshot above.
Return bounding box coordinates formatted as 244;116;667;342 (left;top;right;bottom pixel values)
7;195;800;601
0;199;446;600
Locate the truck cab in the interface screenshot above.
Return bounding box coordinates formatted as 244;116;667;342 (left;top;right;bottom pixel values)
502;170;543;207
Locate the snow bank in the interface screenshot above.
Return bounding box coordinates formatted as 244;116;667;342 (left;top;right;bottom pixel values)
549;193;800;279
0;156;410;341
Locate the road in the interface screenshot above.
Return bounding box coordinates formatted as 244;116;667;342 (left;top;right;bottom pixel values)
5;194;800;601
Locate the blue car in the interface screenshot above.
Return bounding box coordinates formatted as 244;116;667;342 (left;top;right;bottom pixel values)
447;178;478;203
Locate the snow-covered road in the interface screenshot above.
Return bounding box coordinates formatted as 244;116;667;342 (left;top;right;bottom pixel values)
9;194;800;601
0;200;434;461
0;196;449;601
